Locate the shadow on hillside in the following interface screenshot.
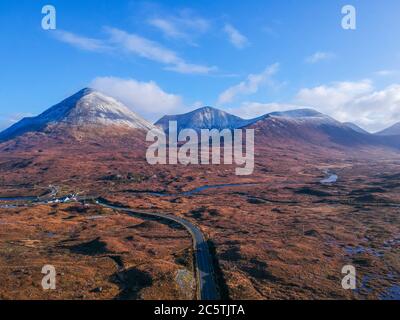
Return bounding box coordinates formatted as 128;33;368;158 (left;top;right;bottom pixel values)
110;267;153;300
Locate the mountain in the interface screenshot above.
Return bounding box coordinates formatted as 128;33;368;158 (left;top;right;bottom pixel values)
155;107;369;135
343;122;370;134
244;108;398;149
0;88;155;142
154;106;400;149
268;108;330;119
265;108;343;126
155;106;254;132
376;122;400;136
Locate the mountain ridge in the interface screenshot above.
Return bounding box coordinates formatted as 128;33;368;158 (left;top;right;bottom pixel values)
376;122;400;136
1;89;399;152
155;106;254;132
0;88;155;142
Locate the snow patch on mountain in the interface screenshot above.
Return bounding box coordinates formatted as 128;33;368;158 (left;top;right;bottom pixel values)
155;106;254;132
0;88;156;141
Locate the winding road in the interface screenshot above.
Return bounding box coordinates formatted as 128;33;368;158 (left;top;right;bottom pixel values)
0;192;219;300
97;201;219;300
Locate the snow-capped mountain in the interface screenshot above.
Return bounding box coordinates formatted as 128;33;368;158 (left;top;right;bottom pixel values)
376;122;400;136
154;106;392;148
155;106;253;132
155;106;368;135
265;108;340;125
0;88;155;141
244;108;387;147
268;108;329;119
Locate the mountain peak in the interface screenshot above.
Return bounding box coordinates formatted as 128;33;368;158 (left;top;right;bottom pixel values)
155;106;252;132
194;106;214;111
192;106;221;113
268;108;325;118
76;87;96;96
0;88;155;141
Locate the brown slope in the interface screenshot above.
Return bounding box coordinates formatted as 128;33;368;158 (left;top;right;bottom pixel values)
0;125;151;194
247;115;400;154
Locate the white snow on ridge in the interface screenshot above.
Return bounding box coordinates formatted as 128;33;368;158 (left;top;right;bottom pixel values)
62;90;156;130
0;88;156;140
156;106;253;132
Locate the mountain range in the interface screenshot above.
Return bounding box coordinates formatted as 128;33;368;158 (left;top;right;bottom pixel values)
0;88;399;151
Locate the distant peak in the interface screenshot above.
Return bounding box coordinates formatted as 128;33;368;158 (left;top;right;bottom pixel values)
155;105;248;131
73;87;97;97
269;108;323;118
193;106;219;112
81;87;95;93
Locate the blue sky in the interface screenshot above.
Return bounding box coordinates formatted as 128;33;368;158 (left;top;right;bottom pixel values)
1;0;400;132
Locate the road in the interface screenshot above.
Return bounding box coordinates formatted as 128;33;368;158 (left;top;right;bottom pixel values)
97;201;219;300
0;191;219;300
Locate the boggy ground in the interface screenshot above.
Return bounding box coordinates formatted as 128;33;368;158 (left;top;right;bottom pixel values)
0;203;195;300
0;134;399;300
106;157;400;300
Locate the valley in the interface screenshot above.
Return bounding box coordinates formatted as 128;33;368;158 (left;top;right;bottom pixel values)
0;88;399;300
1;146;399;300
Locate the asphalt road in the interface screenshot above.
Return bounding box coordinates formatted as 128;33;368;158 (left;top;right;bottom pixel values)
97;201;219;300
0;191;219;300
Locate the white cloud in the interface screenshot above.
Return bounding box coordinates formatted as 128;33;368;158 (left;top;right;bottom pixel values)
53;30;108;52
223;24;249;49
296;80;373;109
148;18;186;40
52;28;216;75
217;63;279;105
166;62;217;74
374;69;397;76
295;80;400;132
225;79;400;132
106;27;179;64
177;11;210;33
148;11;210;43
305;51;335;64
105;27;216;74
90;77;185;121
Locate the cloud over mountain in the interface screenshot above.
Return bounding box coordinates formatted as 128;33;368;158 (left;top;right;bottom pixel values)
90;77;185;121
295;80;400;132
